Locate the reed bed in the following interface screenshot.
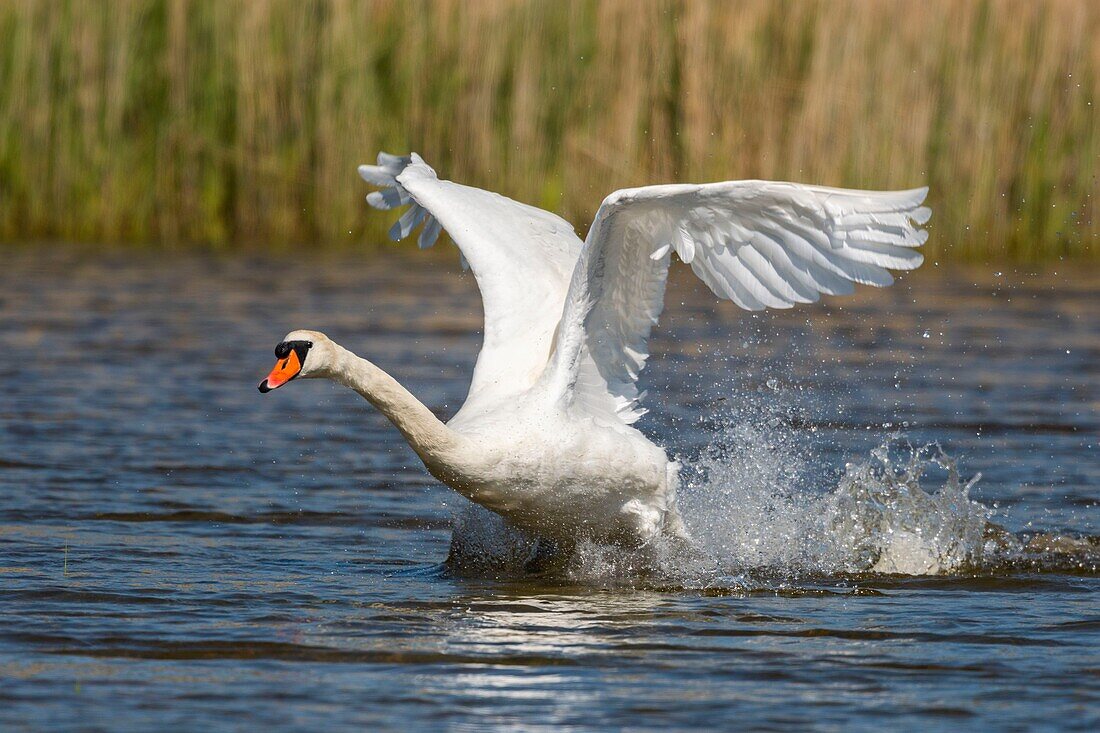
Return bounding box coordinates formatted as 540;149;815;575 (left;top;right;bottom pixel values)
0;0;1096;260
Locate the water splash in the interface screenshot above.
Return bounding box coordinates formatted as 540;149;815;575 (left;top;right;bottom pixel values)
444;387;1094;584
828;443;991;575
678;423;991;580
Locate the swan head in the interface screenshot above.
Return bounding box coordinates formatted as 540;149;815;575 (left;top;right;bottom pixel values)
258;330;335;393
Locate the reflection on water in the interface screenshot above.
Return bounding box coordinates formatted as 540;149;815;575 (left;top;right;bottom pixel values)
1;246;1097;730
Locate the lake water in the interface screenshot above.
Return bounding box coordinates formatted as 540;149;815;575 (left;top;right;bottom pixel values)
1;245;1097;731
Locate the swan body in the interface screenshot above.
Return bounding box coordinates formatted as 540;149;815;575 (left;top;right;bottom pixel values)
261;152;930;561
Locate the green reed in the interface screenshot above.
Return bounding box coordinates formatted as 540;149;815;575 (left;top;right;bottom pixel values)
0;0;1096;261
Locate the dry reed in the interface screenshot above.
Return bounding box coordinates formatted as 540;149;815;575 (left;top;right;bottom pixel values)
0;0;1096;260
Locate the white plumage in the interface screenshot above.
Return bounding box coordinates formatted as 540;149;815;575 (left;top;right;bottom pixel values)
266;152;930;565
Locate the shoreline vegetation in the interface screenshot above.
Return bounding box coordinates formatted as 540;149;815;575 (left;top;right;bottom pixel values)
1;1;1096;261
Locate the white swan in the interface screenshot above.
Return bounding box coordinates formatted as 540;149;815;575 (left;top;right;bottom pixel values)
259;152;930;566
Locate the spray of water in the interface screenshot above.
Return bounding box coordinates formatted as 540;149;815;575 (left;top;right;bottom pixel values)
444;382;1092;584
677;422;991;579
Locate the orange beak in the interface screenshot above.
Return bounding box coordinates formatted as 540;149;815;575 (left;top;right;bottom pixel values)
258;350;302;393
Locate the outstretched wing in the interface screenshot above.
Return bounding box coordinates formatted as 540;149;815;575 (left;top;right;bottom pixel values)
358;153;583;407
541;180;930;424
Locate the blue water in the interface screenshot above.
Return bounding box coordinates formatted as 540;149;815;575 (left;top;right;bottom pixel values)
1;246;1096;731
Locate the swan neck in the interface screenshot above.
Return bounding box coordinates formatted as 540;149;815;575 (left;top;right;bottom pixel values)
329;345;469;477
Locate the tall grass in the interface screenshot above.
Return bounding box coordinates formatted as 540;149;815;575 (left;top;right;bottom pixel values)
0;0;1096;260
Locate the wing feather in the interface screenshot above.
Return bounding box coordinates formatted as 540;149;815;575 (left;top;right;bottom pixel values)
541;180;930;423
358;153;583;409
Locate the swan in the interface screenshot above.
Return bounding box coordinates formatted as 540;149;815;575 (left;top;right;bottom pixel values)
259;152;930;568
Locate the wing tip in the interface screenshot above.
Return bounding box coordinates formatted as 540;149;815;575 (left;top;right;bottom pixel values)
903;251;925;270
359;152;437;186
358;164;395;186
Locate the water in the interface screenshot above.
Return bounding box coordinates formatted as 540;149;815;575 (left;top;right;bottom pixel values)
2;245;1097;731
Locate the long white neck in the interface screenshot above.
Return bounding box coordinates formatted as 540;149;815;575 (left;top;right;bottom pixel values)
325;343;475;485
